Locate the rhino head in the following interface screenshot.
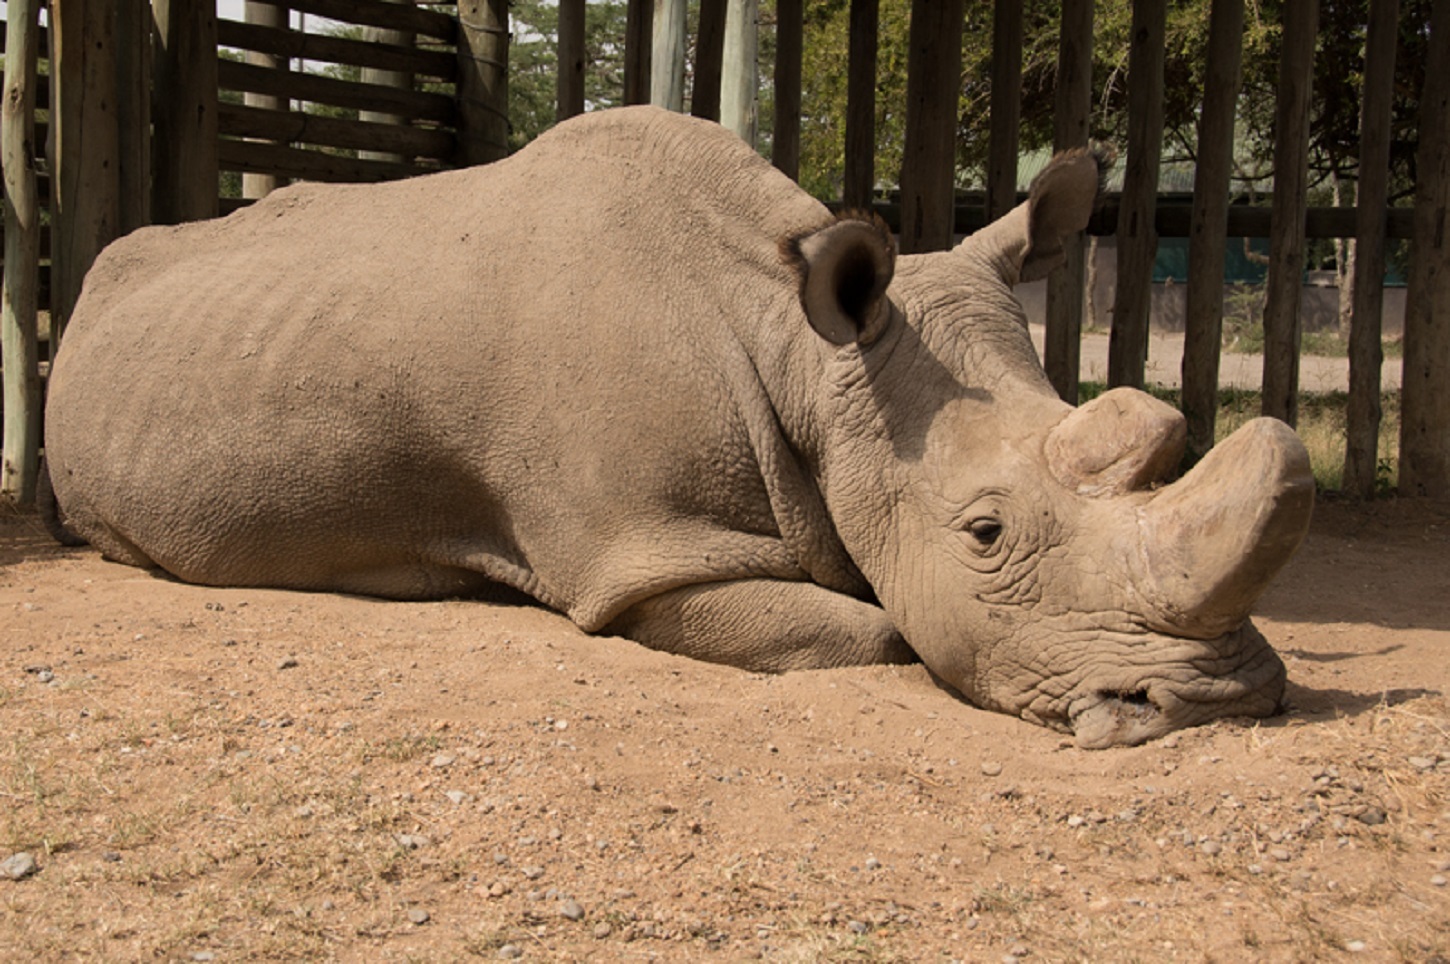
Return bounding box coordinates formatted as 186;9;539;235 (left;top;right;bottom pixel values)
786;151;1312;748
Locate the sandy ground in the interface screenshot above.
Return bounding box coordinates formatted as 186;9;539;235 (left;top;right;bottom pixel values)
1029;326;1401;393
1;497;1448;962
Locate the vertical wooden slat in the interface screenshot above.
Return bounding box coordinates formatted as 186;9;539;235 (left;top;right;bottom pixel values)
1341;0;1400;497
243;2;288;197
843;0;878;209
557;0;586;122
651;0;687;111
1260;0;1319;426
50;0;120;347
362;2;416;161
456;0;510;165
899;0;964;254
115;0;150;233
624;0;652;106
721;0;759;144
1400;0;1450;498
693;0;727;121
1044;0;1094;403
985;0;1022;224
1107;0;1167;390
152;0;219;225
1;0;41;504
772;0;802;178
1182;0;1245;465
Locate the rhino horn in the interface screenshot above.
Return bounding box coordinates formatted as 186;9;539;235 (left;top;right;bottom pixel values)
1046;387;1187;497
1132;418;1314;639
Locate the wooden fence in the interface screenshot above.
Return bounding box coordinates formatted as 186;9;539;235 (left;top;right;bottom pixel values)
2;0;1448;508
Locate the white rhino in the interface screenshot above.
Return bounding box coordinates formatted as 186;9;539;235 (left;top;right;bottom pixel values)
44;107;1313;747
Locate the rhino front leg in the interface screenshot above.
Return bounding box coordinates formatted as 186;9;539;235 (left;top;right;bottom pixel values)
604;579;917;672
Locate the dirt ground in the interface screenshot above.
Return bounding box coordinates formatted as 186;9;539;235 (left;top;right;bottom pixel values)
1;497;1447;962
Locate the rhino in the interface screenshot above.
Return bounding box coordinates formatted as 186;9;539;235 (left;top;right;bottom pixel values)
44;106;1312;747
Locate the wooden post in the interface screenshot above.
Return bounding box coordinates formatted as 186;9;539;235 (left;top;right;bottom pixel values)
721;0;759;144
899;0;964;254
1106;0;1166;390
1400;0;1450;498
152;0;219;225
843;0;878;209
456;0;510;165
2;0;41;504
1341;0;1400;497
693;0;727;121
651;0;686;111
1181;0;1245;465
50;0;121;348
360;3;415;162
1260;0;1319;426
772;0;802;178
116;0;150;233
985;0;1022;223
1044;0;1093;403
557;0;586;122
624;0;652;106
243;2;288;197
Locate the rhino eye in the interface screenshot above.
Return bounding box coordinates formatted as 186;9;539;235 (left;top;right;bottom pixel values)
966;517;1003;546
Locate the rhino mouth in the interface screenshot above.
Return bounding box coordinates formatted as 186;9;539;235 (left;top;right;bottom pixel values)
1058;622;1287;749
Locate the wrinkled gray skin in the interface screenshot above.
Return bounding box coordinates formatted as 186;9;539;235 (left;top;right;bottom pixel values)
45;107;1313;747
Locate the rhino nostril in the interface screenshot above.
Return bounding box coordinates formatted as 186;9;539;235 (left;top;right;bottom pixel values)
1101;688;1152;708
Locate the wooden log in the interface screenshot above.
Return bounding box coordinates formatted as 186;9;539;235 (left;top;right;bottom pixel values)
1044;0;1093;403
49;0;120;345
721;0;759;144
153;0;219;225
242;2;288;200
1;0;40;504
692;0;727;121
361;2;416;163
985;0;1022;224
1260;0;1319;426
557;0;586;122
455;0;509;165
624;0;652;106
772;0;802;178
1181;0;1245;466
217;19;456;80
1342;0;1400;497
651;0;687;110
235;0;459;41
899;0;964;254
219;60;455;124
1400;0;1450;498
218;138;426;183
219;103;455;161
1106;0;1167;390
843;0;878;209
116;0;149;233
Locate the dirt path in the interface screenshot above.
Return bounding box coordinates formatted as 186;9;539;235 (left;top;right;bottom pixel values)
2;499;1447;961
1029;325;1402;393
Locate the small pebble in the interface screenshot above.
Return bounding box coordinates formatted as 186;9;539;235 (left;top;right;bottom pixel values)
559;898;586;921
1409;756;1437;771
36;670;54;684
1269;847;1292;862
445;790;468;805
980;761;1003;777
430;753;456;769
592;922;612;939
865;857;882;871
277;657;299;670
407;908;430;925
1357;807;1387;826
191;953;216;962
1345;940;1367;952
1199;840;1222;857
1;852;38;881
1431;875;1447;887
497;943;523;959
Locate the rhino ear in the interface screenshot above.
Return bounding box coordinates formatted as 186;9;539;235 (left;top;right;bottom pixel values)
961;147;1105;285
781;211;897;346
1017;147;1105;282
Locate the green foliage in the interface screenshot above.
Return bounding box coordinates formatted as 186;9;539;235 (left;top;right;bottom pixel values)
509;1;631;151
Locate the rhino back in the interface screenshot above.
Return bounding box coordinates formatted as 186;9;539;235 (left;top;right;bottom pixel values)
46;107;851;627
